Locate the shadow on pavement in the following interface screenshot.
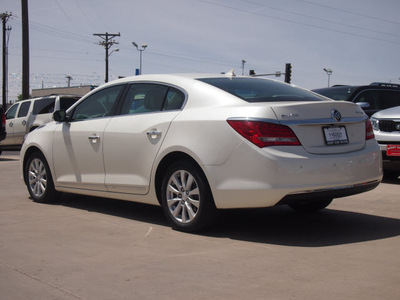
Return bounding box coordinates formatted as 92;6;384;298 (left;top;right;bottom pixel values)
210;206;400;247
53;193;400;248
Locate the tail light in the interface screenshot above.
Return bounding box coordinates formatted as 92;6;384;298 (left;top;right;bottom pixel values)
227;120;301;148
365;119;374;140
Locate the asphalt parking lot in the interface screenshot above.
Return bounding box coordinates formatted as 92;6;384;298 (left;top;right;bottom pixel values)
1;151;399;300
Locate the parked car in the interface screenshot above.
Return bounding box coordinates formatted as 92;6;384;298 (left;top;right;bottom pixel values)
0;107;6;144
0;95;80;154
21;74;382;232
370;106;400;174
312;82;400;117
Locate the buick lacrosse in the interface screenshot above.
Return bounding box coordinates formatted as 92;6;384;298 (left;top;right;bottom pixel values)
21;73;382;231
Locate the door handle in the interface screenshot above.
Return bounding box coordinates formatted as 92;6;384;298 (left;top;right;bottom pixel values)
9;122;13;127
88;134;100;143
147;130;162;139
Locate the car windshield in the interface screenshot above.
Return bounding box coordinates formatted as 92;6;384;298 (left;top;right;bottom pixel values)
313;86;358;101
197;77;324;102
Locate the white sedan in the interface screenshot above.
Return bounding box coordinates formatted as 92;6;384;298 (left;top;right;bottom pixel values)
21;74;382;231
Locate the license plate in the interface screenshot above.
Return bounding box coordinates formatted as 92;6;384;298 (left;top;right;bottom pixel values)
387;145;400;156
323;126;349;145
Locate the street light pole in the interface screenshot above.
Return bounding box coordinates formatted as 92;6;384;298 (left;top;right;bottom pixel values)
132;42;147;75
323;68;333;87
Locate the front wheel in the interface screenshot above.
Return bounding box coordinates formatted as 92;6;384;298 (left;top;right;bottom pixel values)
161;160;217;232
288;198;333;213
25;151;58;203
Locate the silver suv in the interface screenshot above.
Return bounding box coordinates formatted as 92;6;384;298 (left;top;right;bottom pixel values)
0;95;80;154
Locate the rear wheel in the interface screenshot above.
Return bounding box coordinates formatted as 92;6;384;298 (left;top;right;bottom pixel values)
288;198;333;213
161;160;217;232
25;152;58;203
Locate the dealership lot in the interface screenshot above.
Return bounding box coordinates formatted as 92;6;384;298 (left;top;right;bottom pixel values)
1;151;399;300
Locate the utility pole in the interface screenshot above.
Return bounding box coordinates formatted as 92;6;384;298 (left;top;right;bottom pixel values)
1;11;12;108
93;32;120;83
21;0;30;100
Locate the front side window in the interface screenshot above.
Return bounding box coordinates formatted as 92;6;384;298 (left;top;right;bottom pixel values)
198;77;324;102
71;85;123;121
313;86;356;101
18;101;31;117
354;90;400;111
33;98;55;115
6;103;19;119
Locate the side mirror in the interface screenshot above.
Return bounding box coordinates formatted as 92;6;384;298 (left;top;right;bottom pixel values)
53;110;68;122
356;102;370;109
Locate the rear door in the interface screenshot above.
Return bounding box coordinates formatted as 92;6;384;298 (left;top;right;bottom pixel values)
103;83;185;194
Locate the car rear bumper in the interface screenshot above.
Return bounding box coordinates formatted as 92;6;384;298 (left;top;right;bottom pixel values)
204;140;383;209
278;180;380;205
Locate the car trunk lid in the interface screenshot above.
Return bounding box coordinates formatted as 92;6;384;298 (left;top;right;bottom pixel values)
270;101;369;154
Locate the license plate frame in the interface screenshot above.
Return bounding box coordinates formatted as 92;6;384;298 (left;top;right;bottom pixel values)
387;145;400;156
323;125;349;145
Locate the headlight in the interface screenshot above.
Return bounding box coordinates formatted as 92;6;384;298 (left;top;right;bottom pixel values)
370;117;379;131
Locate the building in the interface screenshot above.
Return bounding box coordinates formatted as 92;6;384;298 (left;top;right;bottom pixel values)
32;85;97;98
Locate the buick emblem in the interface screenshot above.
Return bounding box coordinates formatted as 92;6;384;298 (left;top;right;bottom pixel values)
332;109;342;122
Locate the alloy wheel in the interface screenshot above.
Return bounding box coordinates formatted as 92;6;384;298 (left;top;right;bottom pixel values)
28;158;48;198
166;170;200;224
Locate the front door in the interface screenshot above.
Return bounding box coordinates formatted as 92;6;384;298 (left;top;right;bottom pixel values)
52;85;125;191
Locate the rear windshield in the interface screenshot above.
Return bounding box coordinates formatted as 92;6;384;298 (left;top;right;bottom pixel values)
197;77;324;102
312;86;357;101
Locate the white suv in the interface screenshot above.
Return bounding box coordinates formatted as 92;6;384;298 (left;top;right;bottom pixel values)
371;106;400;174
0;95;80;154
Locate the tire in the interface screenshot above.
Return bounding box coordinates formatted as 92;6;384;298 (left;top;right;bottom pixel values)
288;198;333;213
161;160;218;232
25;151;58;203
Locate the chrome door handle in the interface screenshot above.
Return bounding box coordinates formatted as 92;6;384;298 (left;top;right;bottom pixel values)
147;130;162;138
88;134;100;143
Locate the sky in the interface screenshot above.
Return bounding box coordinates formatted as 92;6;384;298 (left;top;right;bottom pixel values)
1;0;400;103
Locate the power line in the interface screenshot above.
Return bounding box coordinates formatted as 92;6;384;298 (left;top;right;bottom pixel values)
243;0;400;39
193;0;400;44
297;0;400;26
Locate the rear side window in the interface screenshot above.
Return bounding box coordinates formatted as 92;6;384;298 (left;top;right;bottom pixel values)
198;77;324;102
59;97;80;110
121;84;168;115
17;101;31;117
33;98;55;115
